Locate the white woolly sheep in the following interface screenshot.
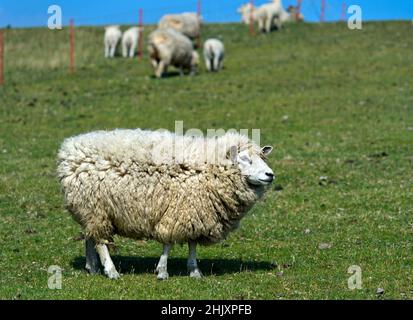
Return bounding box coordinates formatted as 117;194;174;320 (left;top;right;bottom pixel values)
203;39;225;72
148;28;199;78
122;27;142;58
238;1;283;33
104;25;122;58
57;129;274;280
158;12;202;41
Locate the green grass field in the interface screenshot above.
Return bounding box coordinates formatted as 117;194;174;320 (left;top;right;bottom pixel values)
0;21;412;300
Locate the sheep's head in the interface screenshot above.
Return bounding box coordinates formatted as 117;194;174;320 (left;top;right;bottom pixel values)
230;146;274;186
237;4;253;24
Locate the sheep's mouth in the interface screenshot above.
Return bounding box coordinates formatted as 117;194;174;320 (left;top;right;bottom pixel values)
247;177;273;186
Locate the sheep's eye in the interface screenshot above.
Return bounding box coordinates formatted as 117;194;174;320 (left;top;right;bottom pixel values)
240;155;252;164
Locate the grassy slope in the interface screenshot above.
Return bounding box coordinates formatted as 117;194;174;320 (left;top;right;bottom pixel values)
0;22;412;300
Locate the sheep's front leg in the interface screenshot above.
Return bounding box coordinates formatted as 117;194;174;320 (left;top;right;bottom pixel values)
122;43;128;58
213;56;221;72
129;43;137;58
155;61;166;78
258;18;265;33
109;45;116;58
187;241;202;278
104;44;110;58
205;58;212;72
274;17;282;30
96;243;120;279
155;244;172;280
265;16;272;33
85;238;100;274
218;58;224;71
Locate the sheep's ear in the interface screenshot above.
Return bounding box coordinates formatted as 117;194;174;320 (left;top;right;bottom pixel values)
261;146;273;156
228;146;238;164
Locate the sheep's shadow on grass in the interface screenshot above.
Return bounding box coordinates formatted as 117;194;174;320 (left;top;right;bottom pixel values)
149;72;194;79
72;256;274;277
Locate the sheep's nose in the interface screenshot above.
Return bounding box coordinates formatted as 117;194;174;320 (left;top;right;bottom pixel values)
265;172;274;180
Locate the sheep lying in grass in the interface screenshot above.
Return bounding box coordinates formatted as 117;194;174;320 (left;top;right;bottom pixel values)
148;28;199;78
238;2;282;32
158;12;202;41
104;25;122;58
57;129;274;280
203;39;225;72
122;27;142;58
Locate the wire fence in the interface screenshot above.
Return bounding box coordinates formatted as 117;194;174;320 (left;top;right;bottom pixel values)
0;0;351;85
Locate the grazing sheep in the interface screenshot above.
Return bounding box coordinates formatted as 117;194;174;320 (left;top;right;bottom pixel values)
122;27;142;58
57;129;275;280
287;5;305;22
203;39;225;72
238;1;283;32
280;5;305;23
104;25;122;58
158;12;202;41
148;28;199;78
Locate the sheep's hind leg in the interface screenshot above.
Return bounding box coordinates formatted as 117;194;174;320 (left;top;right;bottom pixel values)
96;243;120;279
155;244;172;280
187;241;202;279
85;238;100;275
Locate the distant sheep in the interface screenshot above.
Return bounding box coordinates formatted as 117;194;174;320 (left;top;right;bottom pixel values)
122;27;142;58
280;5;305;23
148;28;199;78
238;1;283;32
57;129;274;280
158;12;202;41
203;39;225;72
104;25;122;58
288;6;305;22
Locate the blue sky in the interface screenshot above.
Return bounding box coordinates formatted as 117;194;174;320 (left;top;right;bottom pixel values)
0;0;411;28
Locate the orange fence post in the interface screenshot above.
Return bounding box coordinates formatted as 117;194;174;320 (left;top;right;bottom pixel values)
296;0;302;22
249;0;255;36
69;19;75;73
138;9;143;60
320;0;326;23
197;0;201;48
0;30;4;86
341;1;346;21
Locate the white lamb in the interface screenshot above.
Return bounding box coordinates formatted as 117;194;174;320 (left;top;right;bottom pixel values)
122;27;142;58
148;28;199;78
57;129;275;280
203;39;225;72
238;1;283;33
158;12;202;41
104;25;122;58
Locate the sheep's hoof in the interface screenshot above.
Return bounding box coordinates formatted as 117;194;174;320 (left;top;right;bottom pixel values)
157;271;169;280
105;267;120;280
189;269;202;279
